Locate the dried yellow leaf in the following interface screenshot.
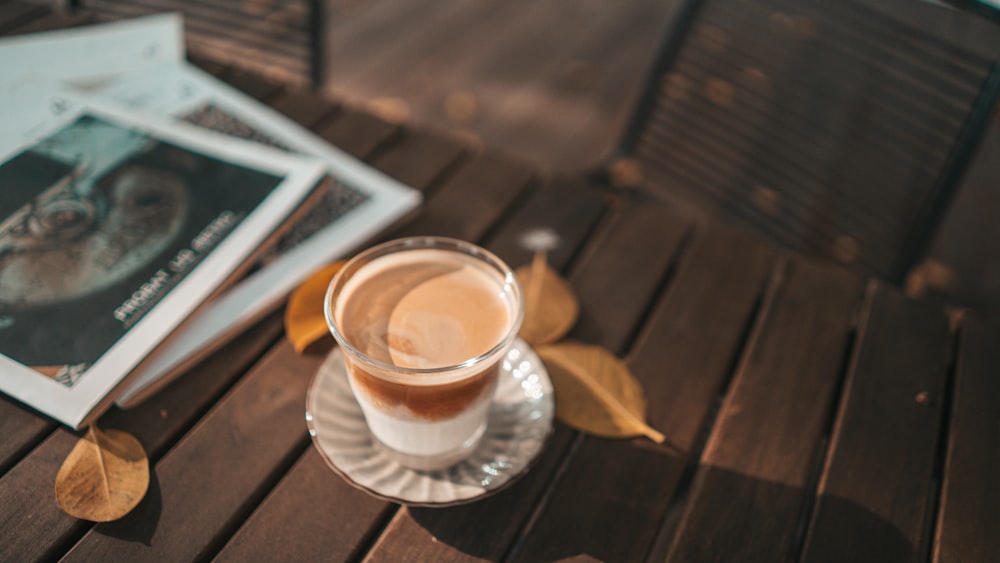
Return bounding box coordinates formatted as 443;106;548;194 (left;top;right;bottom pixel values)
55;426;149;522
285;262;344;354
538;342;664;443
515;255;578;345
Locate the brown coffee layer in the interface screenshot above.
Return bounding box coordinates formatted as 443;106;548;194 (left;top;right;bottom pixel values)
347;361;499;420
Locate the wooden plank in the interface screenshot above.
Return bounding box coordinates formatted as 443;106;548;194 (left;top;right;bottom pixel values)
101;313;285;454
632;227;777;561
276;91;392;158
484;174;608;270
2;9;94;35
513;225;777;562
87;0;310;60
564;200;691;354
635;225;777;451
214;447;392;562
801;284;952;563
61;341;324;561
360;425;577;562
265;88;338;128
332;1;515;91
502;203;693;563
0;431;81;562
664;258;864;563
369;128;468;194
390;149;535;241
0;0;48;34
516;437;681;563
314;107;398;160
187;52;229;78
0;313;284;561
0;397;53;477
217;67;285;101
933;316;1000;562
186;36;309;86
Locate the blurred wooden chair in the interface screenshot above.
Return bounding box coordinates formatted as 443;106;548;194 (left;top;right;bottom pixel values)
607;0;1000;282
69;0;325;86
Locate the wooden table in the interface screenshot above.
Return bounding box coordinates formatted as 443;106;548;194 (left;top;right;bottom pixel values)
2;6;999;562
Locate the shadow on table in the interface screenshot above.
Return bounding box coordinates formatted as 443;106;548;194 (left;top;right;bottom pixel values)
93;467;162;546
410;464;916;562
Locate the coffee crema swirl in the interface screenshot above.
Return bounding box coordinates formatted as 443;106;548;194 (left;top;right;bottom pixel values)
334;248;514;419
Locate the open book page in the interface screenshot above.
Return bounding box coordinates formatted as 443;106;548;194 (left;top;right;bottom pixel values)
0;13;183;90
0;89;326;428
0;16;422;407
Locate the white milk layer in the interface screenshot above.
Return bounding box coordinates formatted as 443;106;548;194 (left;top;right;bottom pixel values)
349;374;494;457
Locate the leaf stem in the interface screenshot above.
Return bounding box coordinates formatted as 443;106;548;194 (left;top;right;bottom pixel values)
642;426;666;444
88;426;112;500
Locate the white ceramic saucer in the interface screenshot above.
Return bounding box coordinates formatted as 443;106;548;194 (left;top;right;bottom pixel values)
306;338;554;507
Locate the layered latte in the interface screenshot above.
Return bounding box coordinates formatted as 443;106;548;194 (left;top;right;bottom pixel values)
328;240;521;470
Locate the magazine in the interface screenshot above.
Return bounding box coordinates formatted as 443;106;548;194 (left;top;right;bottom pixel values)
0;13;183;91
0;15;422;407
0;91;327;429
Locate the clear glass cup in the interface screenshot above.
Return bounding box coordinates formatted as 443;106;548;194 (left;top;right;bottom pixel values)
324;237;523;470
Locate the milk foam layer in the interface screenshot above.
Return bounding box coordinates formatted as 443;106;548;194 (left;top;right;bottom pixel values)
349;376;492;457
335;248;514;371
